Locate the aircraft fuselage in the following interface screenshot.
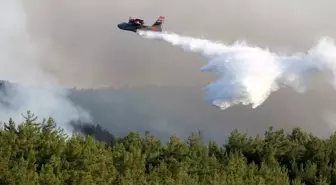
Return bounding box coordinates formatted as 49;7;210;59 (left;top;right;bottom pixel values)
117;22;152;32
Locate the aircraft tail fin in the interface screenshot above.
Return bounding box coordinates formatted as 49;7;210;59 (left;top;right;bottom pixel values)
151;16;165;31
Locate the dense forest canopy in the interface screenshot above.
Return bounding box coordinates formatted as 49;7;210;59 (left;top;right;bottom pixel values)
1;111;336;185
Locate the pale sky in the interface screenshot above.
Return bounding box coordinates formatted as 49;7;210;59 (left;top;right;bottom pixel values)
23;0;336;88
18;0;336;141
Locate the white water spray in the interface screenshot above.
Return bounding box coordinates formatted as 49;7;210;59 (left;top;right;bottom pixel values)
138;31;336;109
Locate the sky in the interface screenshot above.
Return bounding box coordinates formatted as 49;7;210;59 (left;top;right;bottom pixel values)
16;0;336;140
23;0;336;88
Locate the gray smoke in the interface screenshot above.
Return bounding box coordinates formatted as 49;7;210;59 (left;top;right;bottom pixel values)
0;0;91;133
22;0;336;87
14;0;336;141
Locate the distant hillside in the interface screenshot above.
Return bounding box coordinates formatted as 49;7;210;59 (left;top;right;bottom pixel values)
68;84;336;144
2;80;336;144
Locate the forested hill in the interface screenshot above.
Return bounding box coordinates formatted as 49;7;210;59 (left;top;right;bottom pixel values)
69;85;336;144
2;80;336;144
1;111;336;184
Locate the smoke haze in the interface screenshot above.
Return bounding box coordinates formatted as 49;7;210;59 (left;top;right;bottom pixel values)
0;0;91;133
22;0;336;87
4;0;336;140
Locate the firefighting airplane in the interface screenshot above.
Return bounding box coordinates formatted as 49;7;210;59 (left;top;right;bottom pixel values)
117;16;165;32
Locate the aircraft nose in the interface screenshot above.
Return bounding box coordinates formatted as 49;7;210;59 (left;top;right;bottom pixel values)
117;23;126;30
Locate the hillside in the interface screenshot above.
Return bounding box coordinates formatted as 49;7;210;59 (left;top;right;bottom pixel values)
68;84;336;143
2;80;336;144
